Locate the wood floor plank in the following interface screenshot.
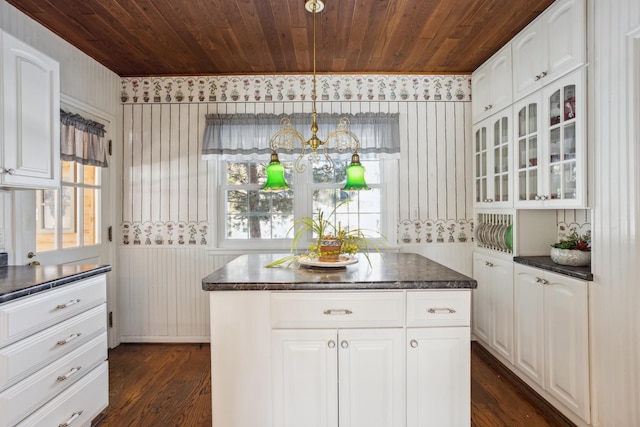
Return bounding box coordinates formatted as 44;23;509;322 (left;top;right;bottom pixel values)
94;341;574;427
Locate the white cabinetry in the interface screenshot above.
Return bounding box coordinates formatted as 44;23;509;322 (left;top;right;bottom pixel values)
0;274;108;426
514;70;585;208
0;31;60;189
472;252;514;362
514;264;590;424
512;0;585;101
210;289;472;427
472;44;512;123
473;108;513;207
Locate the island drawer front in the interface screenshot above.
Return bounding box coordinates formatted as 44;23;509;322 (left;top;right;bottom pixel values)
0;304;106;391
271;291;405;328
0;275;106;347
15;361;108;427
406;290;471;327
0;333;107;427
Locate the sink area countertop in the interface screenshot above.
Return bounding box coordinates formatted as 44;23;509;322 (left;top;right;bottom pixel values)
202;252;477;291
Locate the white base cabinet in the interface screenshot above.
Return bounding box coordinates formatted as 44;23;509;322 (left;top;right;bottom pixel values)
0;274;108;427
210;289;471;427
472;252;514;363
514;263;590;424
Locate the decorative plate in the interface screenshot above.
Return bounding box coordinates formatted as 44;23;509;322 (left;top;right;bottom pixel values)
298;255;359;268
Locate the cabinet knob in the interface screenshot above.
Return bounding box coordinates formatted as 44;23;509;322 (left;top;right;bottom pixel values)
540;195;547;201
1;167;15;175
327;340;336;349
485;261;494;267
340;340;349;349
540;71;548;79
410;339;418;348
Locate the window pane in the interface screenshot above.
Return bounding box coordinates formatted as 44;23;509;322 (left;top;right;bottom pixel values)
83;164;100;185
225;189;294;239
84;188;100;245
227;163;249;184
62;187;78;248
62;160;75;183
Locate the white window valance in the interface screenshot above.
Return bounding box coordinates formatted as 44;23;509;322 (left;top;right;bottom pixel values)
60;110;109;167
201;112;400;162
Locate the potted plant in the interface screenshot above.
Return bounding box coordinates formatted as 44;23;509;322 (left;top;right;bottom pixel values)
265;200;385;267
550;231;591;266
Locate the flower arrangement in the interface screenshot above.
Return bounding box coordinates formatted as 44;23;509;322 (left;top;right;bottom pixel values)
551;231;591;251
265;200;385;268
550;230;591;266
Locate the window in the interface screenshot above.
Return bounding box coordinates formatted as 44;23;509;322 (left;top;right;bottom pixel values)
36;160;102;251
217;157;393;250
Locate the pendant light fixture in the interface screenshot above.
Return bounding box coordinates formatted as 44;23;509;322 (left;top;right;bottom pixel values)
262;0;369;192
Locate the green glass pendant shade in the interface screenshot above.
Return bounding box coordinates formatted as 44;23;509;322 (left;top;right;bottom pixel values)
342;153;370;191
262;153;290;191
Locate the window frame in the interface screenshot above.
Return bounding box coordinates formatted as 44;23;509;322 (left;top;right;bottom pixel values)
207;158;398;253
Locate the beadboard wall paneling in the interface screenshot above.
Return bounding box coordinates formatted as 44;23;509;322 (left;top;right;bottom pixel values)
401;244;474;277
119;75;472;246
590;0;640;425
118;246;236;342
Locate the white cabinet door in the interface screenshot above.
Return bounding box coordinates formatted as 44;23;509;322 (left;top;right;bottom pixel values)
514;265;545;387
473;109;513;207
514;70;586;208
544;271;590;423
272;328;405;427
339;328;405;427
1;31;60;189
272;329;338;427
472;252;514;362
512;0;585;100
407;327;470;427
472;44;512;123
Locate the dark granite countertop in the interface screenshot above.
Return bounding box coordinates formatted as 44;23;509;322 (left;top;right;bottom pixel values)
0;264;112;304
202;253;477;291
513;256;593;281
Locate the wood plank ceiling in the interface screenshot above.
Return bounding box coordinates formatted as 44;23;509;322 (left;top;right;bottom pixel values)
6;0;555;77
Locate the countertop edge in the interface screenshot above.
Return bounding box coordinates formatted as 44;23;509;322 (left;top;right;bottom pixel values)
0;265;112;304
202;280;477;291
513;256;593;281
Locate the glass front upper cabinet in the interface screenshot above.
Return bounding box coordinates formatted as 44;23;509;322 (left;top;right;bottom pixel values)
514;69;585;208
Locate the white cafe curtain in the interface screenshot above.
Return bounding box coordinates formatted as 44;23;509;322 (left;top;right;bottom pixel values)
201;112;400;162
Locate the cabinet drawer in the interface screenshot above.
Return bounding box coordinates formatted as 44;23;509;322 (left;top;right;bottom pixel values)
0;304;106;391
406;290;470;327
0;275;106;347
271;291;405;328
0;332;107;427
15;361;108;427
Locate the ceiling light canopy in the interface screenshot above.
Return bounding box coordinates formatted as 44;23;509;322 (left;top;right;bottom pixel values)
262;0;369;192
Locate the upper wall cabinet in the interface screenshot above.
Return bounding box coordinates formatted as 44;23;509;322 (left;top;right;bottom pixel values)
473;107;513;208
1;31;60;189
513;69;585;208
472;44;512;124
512;0;585;101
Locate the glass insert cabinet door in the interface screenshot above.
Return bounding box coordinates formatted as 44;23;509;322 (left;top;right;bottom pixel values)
516;101;540;202
547;83;577;201
474;126;488;204
473;110;511;207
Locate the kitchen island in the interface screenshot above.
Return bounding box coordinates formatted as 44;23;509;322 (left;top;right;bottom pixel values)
202;252;476;427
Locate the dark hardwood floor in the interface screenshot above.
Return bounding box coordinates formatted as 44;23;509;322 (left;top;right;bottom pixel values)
94;342;574;427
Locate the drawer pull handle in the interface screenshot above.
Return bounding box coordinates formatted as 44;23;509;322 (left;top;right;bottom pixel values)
57;366;82;382
57;332;82;346
56;299;81;309
410;339;418;348
59;410;83;427
428;307;456;314
323;309;353;315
